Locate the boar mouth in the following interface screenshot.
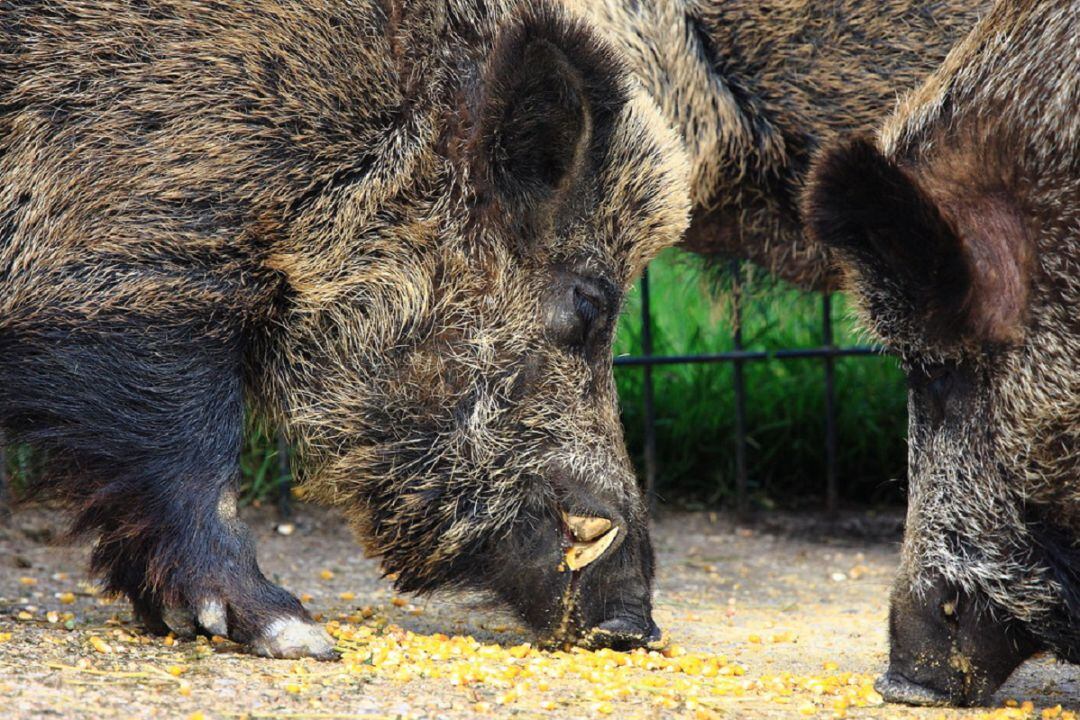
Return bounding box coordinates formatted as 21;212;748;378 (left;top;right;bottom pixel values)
538;511;618;648
540;510;660;651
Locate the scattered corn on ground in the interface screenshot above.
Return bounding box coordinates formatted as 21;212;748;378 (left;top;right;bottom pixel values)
4;613;1076;720
322;619;887;718
1;506;1077;718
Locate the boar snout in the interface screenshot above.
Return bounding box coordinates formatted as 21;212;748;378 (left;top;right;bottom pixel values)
881;576;1041;707
485;484;657;650
567;511;660;651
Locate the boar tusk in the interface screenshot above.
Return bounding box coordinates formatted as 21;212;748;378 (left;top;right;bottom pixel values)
562;512;613;542
564;526;619;571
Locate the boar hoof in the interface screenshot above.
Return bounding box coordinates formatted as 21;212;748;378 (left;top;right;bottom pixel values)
161;606;198;638
875;671;953;706
250;617;338;660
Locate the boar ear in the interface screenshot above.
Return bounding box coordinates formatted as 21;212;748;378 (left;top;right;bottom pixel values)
468;10;622;233
805;136;1028;346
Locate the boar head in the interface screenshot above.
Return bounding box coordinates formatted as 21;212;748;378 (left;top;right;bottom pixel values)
271;5;689;650
805;133;1080;704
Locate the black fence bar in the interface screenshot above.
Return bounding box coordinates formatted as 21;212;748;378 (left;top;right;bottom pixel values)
822;293;839;515
619;265;888;515
613;346;881;366
640;269;658;514
730;263;749;514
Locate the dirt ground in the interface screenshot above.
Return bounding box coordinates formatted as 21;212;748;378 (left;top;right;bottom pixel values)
0;504;1076;719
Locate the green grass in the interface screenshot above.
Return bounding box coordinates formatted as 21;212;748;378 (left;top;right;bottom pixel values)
2;249;909;510
613;249;908;509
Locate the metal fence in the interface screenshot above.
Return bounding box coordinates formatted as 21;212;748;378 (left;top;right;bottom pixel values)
0;262;884;519
614;264;883;515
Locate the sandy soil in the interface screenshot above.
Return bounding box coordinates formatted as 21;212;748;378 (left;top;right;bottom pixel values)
0;504;1075;719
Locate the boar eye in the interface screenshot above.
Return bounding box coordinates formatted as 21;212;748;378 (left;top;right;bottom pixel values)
909;360;960;428
545;273;612;351
926;365;955;404
573;286;604;327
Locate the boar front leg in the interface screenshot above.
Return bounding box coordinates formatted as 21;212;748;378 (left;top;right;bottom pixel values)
102;479;335;660
0;321;334;659
102;368;335;659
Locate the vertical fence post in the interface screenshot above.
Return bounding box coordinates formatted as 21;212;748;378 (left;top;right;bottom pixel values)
640;269;658;515
731;262;749;515
822;292;839;514
276;432;293;520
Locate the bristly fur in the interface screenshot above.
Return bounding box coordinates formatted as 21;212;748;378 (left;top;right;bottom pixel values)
806;0;1080;687
0;0;689;652
559;0;988;290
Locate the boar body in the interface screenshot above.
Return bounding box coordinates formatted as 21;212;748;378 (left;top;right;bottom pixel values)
564;0;987;289
0;0;689;657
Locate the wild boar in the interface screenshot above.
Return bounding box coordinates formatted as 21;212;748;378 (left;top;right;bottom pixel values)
806;0;1079;705
562;0;987;290
0;0;689;658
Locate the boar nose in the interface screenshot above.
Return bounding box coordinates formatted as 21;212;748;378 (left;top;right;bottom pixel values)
586;614;662;651
875;669;955;707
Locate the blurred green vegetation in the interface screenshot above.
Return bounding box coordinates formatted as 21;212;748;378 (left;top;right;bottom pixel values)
613;249;908;510
1;249;908;510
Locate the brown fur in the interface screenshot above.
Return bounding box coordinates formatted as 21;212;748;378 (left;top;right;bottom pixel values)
0;0;689;655
806;0;1080;705
562;0;988;289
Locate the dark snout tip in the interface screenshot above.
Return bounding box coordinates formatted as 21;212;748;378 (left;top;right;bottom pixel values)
581;616;662;652
875;670;955;707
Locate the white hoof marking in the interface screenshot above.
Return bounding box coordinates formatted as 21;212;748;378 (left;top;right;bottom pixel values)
197;598;228;637
251;617;336;660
